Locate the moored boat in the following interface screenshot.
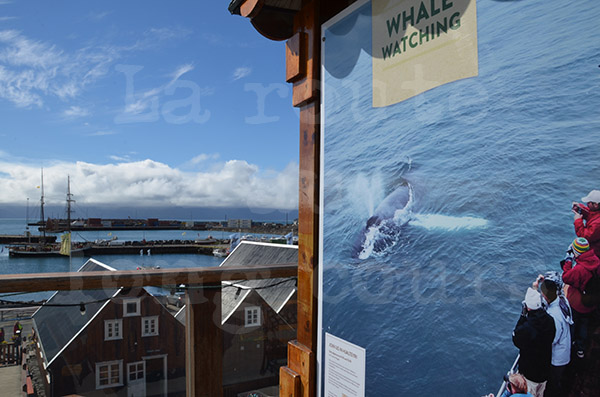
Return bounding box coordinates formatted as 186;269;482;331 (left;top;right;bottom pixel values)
212;248;228;257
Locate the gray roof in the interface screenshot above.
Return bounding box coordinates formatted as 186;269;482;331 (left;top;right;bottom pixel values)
221;241;297;321
177;242;298;325
33;259;119;365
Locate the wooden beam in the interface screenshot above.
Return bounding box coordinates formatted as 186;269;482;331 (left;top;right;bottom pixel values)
280;366;301;397
186;285;223;397
286;340;314;396
280;1;321;396
291;2;319;107
0;264;297;293
286;32;307;83
297;100;319;352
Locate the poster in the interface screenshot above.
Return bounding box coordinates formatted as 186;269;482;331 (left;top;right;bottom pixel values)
372;0;478;107
320;0;600;395
324;333;366;397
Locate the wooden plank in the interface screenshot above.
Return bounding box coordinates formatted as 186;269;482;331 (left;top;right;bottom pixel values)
25;375;34;396
286;32;306;83
186;286;223;397
280;366;301;397
0;263;297;294
297;102;319;352
291;2;320;107
287;340;314;396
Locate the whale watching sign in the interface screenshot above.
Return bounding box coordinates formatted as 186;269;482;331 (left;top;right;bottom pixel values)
372;0;478;107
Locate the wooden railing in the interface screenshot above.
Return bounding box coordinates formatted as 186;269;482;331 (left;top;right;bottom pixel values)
0;264;297;293
0;263;298;397
0;342;20;365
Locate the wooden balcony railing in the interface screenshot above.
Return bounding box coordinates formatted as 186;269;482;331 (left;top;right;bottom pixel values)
0;263;298;397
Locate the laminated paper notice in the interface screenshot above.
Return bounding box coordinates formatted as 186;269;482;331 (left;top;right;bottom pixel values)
372;0;478;107
324;333;366;397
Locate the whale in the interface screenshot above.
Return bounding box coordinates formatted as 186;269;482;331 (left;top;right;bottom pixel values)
353;182;413;259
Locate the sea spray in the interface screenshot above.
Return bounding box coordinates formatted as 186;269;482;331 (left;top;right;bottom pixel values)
409;213;488;231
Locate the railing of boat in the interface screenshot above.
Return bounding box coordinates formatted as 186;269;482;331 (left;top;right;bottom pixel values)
495;354;520;397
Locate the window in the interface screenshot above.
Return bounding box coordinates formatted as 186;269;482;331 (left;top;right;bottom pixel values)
104;319;122;341
244;306;261;327
123;298;141;317
96;360;122;389
128;361;145;382
142;316;158;336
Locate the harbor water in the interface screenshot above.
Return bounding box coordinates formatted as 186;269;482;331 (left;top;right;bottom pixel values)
0;218;262;301
321;0;600;396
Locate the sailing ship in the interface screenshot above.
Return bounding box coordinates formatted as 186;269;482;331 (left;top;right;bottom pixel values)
9;174;89;258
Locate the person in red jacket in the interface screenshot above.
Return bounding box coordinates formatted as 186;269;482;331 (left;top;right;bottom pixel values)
561;237;600;359
572;190;600;258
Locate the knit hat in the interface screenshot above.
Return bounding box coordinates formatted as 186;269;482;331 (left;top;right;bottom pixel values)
571;237;590;255
524;287;542;310
582;190;600;203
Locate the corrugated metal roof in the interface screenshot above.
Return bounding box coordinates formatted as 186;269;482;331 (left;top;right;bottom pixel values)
32;259;119;365
177;242;298;325
221;241;297;319
220;241;297;267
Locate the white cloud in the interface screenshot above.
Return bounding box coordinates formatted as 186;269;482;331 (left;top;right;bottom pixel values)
89;130;117;136
109;154;130;161
89;11;112;21
0;30;120;107
0;28;190;109
232;66;251;81
63;105;90;118
0;159;299;210
170;63;194;83
0;17;16;21
190;153;220;164
119;64;213;119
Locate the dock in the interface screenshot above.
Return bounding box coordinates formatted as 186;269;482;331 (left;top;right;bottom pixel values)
8;239;231;258
0;234;56;244
84;242;228;256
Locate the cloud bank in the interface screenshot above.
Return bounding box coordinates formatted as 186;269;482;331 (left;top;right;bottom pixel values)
0;158;299;210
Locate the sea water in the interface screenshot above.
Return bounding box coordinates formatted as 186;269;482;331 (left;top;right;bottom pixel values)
0;218;260;302
321;0;600;395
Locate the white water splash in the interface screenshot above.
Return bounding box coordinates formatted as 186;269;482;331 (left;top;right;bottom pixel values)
349;173;385;218
357;184;414;260
408;213;488;231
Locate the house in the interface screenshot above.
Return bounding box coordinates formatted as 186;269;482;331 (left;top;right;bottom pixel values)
32;258;186;397
176;241;297;397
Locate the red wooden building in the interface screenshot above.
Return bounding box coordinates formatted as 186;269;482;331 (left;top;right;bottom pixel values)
32;259;186;397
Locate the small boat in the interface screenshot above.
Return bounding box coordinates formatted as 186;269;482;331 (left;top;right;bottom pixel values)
212;248;228;257
136;265;161;270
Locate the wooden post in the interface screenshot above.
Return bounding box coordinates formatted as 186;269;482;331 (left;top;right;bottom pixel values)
280;1;321;396
185;285;223;397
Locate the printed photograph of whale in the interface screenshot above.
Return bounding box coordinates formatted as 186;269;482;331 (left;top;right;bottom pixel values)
353;181;413;259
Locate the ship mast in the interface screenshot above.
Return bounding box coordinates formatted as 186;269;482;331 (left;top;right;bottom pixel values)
66;175;75;272
40;168;46;243
66;175;75;232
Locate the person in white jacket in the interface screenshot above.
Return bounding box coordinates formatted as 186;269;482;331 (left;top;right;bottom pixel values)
538;274;572;397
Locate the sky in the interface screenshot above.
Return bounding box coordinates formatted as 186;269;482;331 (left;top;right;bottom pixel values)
0;1;299;217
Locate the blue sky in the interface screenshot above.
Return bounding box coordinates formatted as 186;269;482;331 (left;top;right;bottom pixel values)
0;1;299;212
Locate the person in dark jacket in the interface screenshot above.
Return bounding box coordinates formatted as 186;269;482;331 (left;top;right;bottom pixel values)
561;237;600;359
572;190;600;258
512;286;555;397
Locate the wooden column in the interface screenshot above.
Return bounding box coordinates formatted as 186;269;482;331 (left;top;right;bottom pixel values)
280;1;321;396
185;285;223;397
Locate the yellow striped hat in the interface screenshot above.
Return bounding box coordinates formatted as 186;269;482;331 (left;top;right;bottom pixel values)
572;237;590;254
